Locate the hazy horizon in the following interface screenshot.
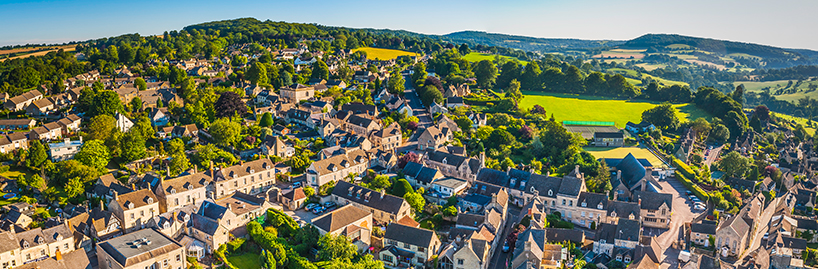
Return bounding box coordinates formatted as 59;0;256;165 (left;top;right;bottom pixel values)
2;0;817;51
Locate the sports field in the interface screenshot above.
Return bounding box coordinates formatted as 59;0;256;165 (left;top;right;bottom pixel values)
351;47;418;60
519;92;711;128
462;52;529;64
584;147;664;167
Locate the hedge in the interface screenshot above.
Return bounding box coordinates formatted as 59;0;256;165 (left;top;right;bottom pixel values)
675;170;710;200
674;159;697;179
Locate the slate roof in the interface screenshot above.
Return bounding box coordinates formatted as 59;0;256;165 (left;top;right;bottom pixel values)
311;204;370;233
190;213;221;235
544;228;585;244
402;162;423;178
384;223;436;248
633;191;672;211
162;172;210;193
198;200;228;220
332;181;407;215
577;192;607;210
462;194;492;206
615;219;641;242
691;222;717;235
615;153;648;190
607;200;641;219
475;168;510;187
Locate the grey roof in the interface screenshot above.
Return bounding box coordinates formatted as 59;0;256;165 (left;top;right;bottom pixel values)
427;150;472;169
98;228;182;267
543;228;584;244
595;223;617;243
691;222;717;235
462;194;492;206
796;217;818;230
384;223;436;248
456;213;485;229
190;213;221;235
577;192;607;210
557;176;583;196
594;132;624;139
433;178;467;189
332;181;406;215
402;162;423;178
615;153;648;189
475;168;510;187
615;219;641;242
781;236;807;250
198;200;228;220
607;200;641;219
416;166;440;184
633;191;672;211
725;177;757;192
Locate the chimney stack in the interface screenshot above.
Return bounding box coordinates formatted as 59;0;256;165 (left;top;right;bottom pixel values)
113;190;119;201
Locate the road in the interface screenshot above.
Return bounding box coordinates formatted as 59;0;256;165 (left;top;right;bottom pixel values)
396;75;434;154
488;206;521;269
655;175;703;269
703;144;724;167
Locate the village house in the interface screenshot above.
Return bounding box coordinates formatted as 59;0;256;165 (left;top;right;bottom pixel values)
380;223;442;267
25;98;54;116
633;191;673;229
15;224;75;264
96;228;186;269
312;204;373;249
56;114;82;134
154;171;210;213
331;181;413;224
279;84;315;103
369;122;402;151
423;150;482;181
0;118;36;130
188;201;232;255
691;220;718;247
402;161;444;189
417;126;452;150
4;90;43;111
594;132;625;147
281;187;307;210
0;132;29;154
211;158;276;199
48;137;83;162
306;150;369;188
108;189;160;233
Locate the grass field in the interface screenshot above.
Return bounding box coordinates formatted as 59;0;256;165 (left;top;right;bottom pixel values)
462;52;529;64
0;166;33;180
635;63;667;71
666;44;692;49
228;253;261;269
519;92;711;128
584;147;664;167
593;49;646;59
735;79;818;102
607;68;688;87
351;47;417;60
772;112;816;134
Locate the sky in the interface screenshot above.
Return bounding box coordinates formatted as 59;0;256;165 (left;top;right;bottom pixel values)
1;0;816;50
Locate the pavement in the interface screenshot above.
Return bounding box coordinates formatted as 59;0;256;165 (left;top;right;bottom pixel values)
488;206;521;269
654;175;703;269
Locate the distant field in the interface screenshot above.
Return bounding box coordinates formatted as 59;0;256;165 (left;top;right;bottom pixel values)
593;49;645;59
735;79;818;102
635;63;666;71
608;68;688;87
351;47;417;60
772;112;815;134
462;52;529;64
519;91;711;128
684;59;727;70
665;44;692;49
584;147;664;167
1;46;75;61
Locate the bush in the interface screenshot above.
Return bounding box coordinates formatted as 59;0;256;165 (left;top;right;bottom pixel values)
0;165;9;173
227;238;245;253
675;170;710;200
187;256;202;269
674;159;697;179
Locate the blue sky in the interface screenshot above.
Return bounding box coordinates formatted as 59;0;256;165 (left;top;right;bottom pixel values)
1;0;816;50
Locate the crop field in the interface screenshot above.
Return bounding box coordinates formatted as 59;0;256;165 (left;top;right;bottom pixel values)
665;44;692;49
593;49;645;59
584;147;664;167
1;46;75;61
607;68;688;87
735;79;818;102
351;47;418;60
635;63;666;71
519;91;711;128
462;52;529;64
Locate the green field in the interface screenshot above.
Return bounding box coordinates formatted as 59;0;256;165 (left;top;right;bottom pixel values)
607;68;688;87
228;253;261;269
735;79;818;102
351;47;418;60
772;112;816;134
463;52;529;64
584;147;665;167
519;92;711;128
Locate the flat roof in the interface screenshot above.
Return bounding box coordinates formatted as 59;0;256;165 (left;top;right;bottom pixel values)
98;228;181;267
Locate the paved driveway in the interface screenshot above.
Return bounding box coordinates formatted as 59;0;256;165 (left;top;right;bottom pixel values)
655;176;703;269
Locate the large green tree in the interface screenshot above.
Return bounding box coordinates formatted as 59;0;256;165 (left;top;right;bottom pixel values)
719;151;751;178
392;178;413;197
246;62;268;85
209;118;242;147
505;79;523;102
91;90;124;117
310;60;330;81
404;191;425;214
317;234;357;262
641;103;680;130
27;140;48;169
75;139;110;171
87;115;117;141
121;129;147;162
474;60;498;89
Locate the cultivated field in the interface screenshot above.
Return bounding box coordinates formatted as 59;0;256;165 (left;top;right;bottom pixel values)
735;79;818;102
519;92;711;128
462;52;529;64
584;147;664;167
1;45;75;61
351;47;417;60
592;49;645;59
607;68;688;87
772;112;816;134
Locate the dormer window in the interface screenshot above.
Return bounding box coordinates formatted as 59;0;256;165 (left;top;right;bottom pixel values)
581;202;587;207
520;181;526;190
510;179;516;186
629;214;635;220
170;189;176;194
147;198;154;204
547;190;552;196
128;202;134;209
597;203;604;210
22;241;28;249
611;212;617;217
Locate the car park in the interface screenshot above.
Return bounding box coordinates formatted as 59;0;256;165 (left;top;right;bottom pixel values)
312;206;326;214
694;204;706;211
305;203;320;211
324;201;337;208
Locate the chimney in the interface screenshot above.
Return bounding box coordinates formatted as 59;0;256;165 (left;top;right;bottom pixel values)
641;177;647;192
617;170;622;180
638;198;642;206
64;137;69;144
132;183;136;190
380;189;385;199
55;250;62;261
574;165;580;175
100;198;105;210
166;166;170;177
113;190;119;201
79;136;83;142
193;164;197;174
240;160;244;166
173;211;178;222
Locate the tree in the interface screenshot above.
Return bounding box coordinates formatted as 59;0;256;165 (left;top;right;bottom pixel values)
246;62;268;85
732;85;744;106
711;124;730;142
310;60;330;81
755;105;770;121
91;90;124;117
497;61;521;89
261;249;277;269
209;118;242;147
134;77;147;91
404;191;425;213
259;112;274;127
386;72;405;94
474;60;498;89
641;103;679;130
75;140;109;171
27;140;48;169
505;79;523;102
691;118;712;141
412;62;427;86
65;177;85;198
392;178;413;197
488;128;515;150
169;153;191;177
317;234;357;262
719;151;751;178
214;91;247;118
121;129;147;162
130;96;143;112
520;61;542;90
398;152;420;169
87;115;117;141
419;85;443;106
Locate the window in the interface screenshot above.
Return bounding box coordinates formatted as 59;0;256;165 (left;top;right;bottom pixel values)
562;199;566;205
163;259;168;267
174;198;179;206
404;243;410;248
418;246;425;252
141;210;145;217
457;259;464;265
26;254;31;260
177;255;181;262
131;213;135;219
581;211;586;217
569;201;573;206
382;255;393;263
64;243;68;249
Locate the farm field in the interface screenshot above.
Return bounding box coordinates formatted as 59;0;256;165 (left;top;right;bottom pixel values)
518;91;711;128
1;46;75;61
607;68;688;87
584;147;664;167
773;112;816;134
462;52;529;64
635;63;666;71
351;47;417;60
593;49;645;59
734;79;818;102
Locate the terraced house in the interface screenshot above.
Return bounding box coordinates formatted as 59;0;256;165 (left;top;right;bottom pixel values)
331;181;413;224
211;158;276;199
108;189;160;233
306;149;369;187
96;228;186;269
423;150;482;181
380;223;442;267
155;171;210;213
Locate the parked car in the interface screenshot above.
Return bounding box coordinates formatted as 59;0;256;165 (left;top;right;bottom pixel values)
688;195;696;201
694;204;706;211
324;201;337;208
305;203;320;211
691;197;701;203
312;206;326;214
292;181;302;188
502;241;510;253
695;202;706;208
685;191;693;196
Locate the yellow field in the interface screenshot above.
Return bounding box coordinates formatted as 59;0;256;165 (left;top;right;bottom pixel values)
351;47;418;60
584;147;665;167
1;46;75;61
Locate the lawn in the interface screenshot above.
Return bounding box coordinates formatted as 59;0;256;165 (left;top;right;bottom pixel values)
462;52;529;65
584;147;664;167
227;252;261;269
519;92;711;128
0;166;34;180
351;47;418;60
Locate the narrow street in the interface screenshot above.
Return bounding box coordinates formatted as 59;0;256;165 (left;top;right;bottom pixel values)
488;206;521;269
655;175;703;269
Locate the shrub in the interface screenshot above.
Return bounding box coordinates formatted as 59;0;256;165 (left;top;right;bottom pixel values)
675;170;710;200
674;158;697;179
226;238;245;253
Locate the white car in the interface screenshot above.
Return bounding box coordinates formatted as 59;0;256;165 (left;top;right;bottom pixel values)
694;204;706;211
